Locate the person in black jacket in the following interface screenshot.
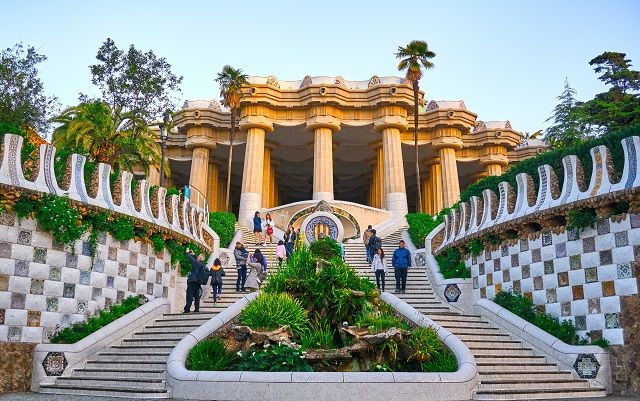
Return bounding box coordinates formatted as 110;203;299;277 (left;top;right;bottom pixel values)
183;249;206;313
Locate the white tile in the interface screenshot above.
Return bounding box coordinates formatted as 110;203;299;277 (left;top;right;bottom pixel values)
0;227;19;243
478;275;486;288
610;218;631;232
628;227;640;245
584;282;603;299
57;297;78;314
30;231;52;248
8;276;31;293
21;326;42;343
602;328;624;345
595;233;614;251
471;264;479;276
521;278;534;292
597;264;618;281
4;309;27;325
486;285;496;299
114;276;128;292
75;284;92;301
555;257;570;272
556;286;573;303
493;271;503;284
543;274;558;288
510;266;522;281
0;258;14;275
546;302;561;317
586;313;605;330
519;251;532;265
0;326;7;341
43;280;63;297
135;280;147;294
529;237;542;249
531;262;544;277
40;311;63;327
126;265;138;279
102;288;117;300
615;278;638;296
0;291;12;308
533;290;546;305
25;294;46;310
11;244;33;261
76;255;92;270
581;252;600;268
541;246;555;261
502;281;513;292
612;246;634;264
565;240;583;256
600;296;621;313
17;218;37;230
90;272;107;288
569;270;586;286
117;249;129;264
28;262;48;280
572;299;588;316
103;260;119;276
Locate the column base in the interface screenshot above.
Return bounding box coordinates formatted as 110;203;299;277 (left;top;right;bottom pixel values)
312;191;334;202
385;192;408;217
238;192;262;226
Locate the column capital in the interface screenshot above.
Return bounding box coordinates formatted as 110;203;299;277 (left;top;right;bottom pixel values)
185;136;217;151
305;116;341;132
478;155;509;167
431;137;463;151
373;115;408;132
239;115;274;133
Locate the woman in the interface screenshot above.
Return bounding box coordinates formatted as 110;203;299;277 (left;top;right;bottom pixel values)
264;213;275;244
371;248;387;292
209;258;225;305
252;211;263;245
276;240;286;267
233;242;249;292
283;225;297;257
245;249;265;292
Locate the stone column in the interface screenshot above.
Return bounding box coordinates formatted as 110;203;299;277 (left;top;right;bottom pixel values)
270;163;277;207
189;147;210;208
372;166;380;208
217;177;225;212
428;159;443;215
207;162;219;211
438;147;460;208
376;145;385;209
261;146;272;208
421;176;430;214
238;125;270;223
481;145;509;177
380;126;408;215
307;119;340;201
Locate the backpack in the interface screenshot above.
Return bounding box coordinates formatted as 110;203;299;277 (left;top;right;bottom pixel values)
196;264;209;285
372;236;382;250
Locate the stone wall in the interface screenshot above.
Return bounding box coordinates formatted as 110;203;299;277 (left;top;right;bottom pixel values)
0;342;36;394
0;212;177;343
608;295;640;396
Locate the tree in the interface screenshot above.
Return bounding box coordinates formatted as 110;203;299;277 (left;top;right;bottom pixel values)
51;100;162;174
215;65;249;211
589;52;640;98
0;43;58;133
545;79;594;148
396;40;435;212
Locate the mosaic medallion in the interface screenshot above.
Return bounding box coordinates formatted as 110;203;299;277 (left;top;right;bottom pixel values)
605;313;619;329
43;352;67;376
304;215;339;242
17;230;32;245
415;252;426;267
617;263;632;279
33;247;47;264
444;284;461;302
219;251;231;266
573;354;600;379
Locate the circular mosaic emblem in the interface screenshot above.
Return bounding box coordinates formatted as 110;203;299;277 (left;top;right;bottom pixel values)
42;352;67;376
305;215;339;242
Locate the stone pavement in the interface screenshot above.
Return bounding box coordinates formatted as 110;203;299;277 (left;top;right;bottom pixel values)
0;393;638;401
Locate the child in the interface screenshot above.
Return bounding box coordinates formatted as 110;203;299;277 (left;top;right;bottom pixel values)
209;258;225;305
371;248;387;292
276;240;286;267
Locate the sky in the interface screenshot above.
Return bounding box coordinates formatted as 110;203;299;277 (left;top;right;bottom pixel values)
2;0;640;135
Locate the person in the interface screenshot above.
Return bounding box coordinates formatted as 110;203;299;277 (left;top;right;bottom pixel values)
340;242;345;261
368;229;382;266
363;225;373;263
371;248;387;292
392;240;412;293
233;242;249;292
264;213;275;244
245;249;264;292
209;258;225;305
283;225;297;257
183;249;206;313
276;240;286;267
253;211;263;245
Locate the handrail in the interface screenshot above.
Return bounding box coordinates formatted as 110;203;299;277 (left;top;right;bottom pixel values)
182;185;210;224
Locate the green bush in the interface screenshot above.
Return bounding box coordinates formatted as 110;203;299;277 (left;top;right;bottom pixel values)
299;318;336;350
419;346;458;372
240;293;309;336
493;291;536;321
459;125;640;204
50;296;142;343
356;305;409;334
406;213;441;247
110;217;135;241
468;239;484;256
566;208;598;233
309;236;341;260
150;232;165;253
208;211;236;248
434;248;470;279
36;194;87;245
237;343;312;372
406;327;442;363
12;196;39;219
186;337;239;371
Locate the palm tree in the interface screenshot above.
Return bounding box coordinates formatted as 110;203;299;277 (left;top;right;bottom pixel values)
396;40;436;213
215;65;249;211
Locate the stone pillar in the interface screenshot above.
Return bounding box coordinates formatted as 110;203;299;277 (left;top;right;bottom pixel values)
308;120;339;201
217;177;225;212
261;146;272;209
207;162;219;211
239;126;268;222
421;176;430;214
481;145;509;177
376;145;385;209
438;147;460;208
372;166;380;208
270;163;277;207
428;159;443;215
380;126;408;215
189;147;209;206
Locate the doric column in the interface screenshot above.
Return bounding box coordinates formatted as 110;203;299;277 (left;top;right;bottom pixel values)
375;144;385;209
428;159;443;215
186;126;216;210
371;165;380;208
270;162;277;207
261;145;272;208
432;127;463;208
239;126;268;222
307;117;340;201
481;145;509;177
421;176;430;214
374;108;408;216
207;162;219;211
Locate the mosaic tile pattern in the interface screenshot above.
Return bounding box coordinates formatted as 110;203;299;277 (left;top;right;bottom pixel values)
469;215;640;345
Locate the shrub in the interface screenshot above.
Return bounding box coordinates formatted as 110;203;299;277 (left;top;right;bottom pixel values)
309;236;341;260
186;337;239;371
468;239;484;256
299;318;336;350
434;248;470;279
566;208;598;233
110;217;135;241
237;343;312;372
419;346;458;372
36;194;87;245
406;327;442;363
12;196;39;219
50;296;142;343
356;305;409;334
150;232;165;253
208;211;236;248
406;213;441;247
240;293;309;336
493;291;536;322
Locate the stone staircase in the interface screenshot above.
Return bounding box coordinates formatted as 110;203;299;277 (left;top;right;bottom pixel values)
346;228;607;401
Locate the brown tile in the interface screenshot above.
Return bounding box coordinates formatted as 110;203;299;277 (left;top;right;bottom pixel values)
0;274;9;291
590;329;603;341
532;249;541;262
600;250;613;265
480;287;487;298
546;288;557;303
583;237;596;253
536;304;546;314
523;291;533;301
557;272;569;287
503;269;511;282
494;259;501;272
534;276;543;290
585;267;598;283
602;280;616;297
495;283;503;293
572;285;584;300
27;310;41;327
561;302;571;316
512;280;521;293
486;273;493;286
511;254;519;267
588;298;601;314
570;255;582;270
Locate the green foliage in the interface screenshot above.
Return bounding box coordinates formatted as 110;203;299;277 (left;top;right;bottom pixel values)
12;196;39;219
0;44;58;132
166;186;180;197
240;293;309;336
493;291;578;344
36;194;87;245
566;208;598;233
406;327;442;363
110;217;135;241
406;213;441;246
468;239;484;256
589;338;610;348
356;304;409;334
309;236;341;260
419;346;458;372
186;338;239;371
434;248;470;279
0;122;37;168
299;318;336;350
237;343;312;372
208;211;236;248
150;232;165;253
50;296;142;343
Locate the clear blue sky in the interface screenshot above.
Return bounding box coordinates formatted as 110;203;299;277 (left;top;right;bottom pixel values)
3;0;639;134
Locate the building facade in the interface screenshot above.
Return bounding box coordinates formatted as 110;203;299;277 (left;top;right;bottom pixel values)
150;75;545;231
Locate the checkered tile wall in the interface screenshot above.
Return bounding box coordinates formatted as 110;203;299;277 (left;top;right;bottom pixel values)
0;212;177;343
467;214;640;345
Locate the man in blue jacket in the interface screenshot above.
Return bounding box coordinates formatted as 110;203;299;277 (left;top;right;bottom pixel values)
392;240;412;293
183;249;206;313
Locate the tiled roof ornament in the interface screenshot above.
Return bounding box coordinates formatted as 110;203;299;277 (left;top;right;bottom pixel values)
300;75;312;88
474;121;487;132
368;75;381;87
209;100;222;110
505;120;512;129
334;76;345;86
313;200;333;213
426;100;439;111
266;75;280;89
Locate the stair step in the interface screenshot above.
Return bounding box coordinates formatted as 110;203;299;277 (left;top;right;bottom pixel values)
121;338;181;346
132;332;190;339
472;349;536;357
53;377;166;389
70;368;165;379
84;360;167;370
479;371;573;380
475;356;547;364
473;387;606;400
477;362;558;372
436;321;491;329
143;325;199;334
479;379;591;390
95;353;170;362
40;383;168;398
467;343;527;350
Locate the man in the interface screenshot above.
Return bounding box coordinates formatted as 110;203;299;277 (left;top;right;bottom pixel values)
234;242;249;292
183;249;206;313
368;229;381;266
363;225;373;264
392;240;412;293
